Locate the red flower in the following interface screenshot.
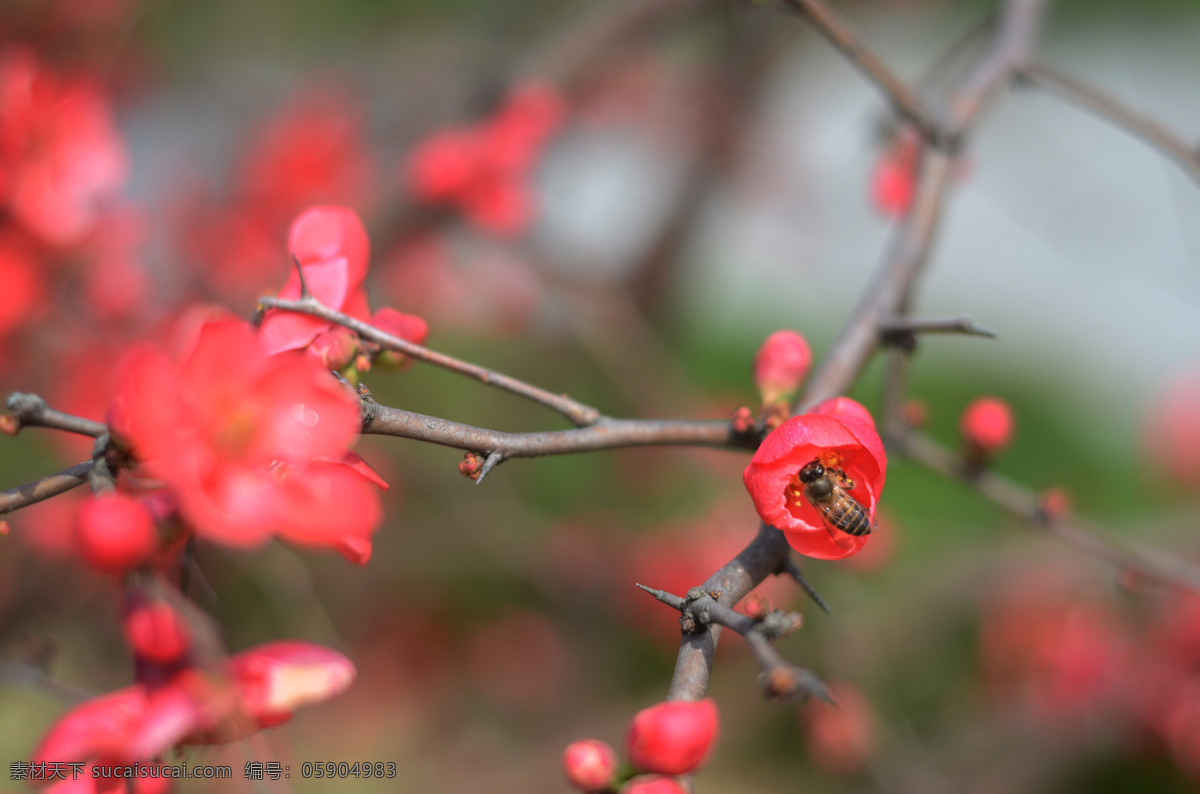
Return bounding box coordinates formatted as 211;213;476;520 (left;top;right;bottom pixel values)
258;205;371;357
1145;368;1200;489
868;127;918;219
74;493;158;575
0;47;128;246
753;330;811;405
403;82;563;236
743;405;886;560
801;681;876;776
108;314;382;553
31;641;355;768
562;739;617;792
960;396;1014;456
626;698;718;776
625;778;687;794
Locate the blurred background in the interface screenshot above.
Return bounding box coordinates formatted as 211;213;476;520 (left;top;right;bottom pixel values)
1;0;1200;791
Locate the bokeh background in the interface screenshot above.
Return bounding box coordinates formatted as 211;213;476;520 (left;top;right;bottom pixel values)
2;0;1200;791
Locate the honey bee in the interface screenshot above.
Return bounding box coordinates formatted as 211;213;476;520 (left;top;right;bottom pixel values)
788;459;874;549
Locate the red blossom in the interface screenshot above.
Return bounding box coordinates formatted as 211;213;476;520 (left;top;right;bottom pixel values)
31;641;355;769
960;396;1015;456
74;493;158;575
370;306;429;371
742;405;886;560
624;778;687;794
0;47;128;246
801;681;877;776
811;395;877;430
562;739;618;792
0;230;44;341
108;314;381;553
626;698;718;776
1145;368;1200;490
258;205;371;357
403;82;563;236
868;127;919;219
753;330;811;405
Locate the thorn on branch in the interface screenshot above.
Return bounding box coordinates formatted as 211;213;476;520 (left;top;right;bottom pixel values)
292;254;312;301
880;316;997;349
474;451;504;484
781;556;831;614
635;583;689;611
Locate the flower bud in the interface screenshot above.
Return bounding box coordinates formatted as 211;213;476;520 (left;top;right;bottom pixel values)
753;331;811;406
625;777;687;794
562;739;618;792
75;493;157;574
626;698;718;776
960;397;1014;457
124;601;190;664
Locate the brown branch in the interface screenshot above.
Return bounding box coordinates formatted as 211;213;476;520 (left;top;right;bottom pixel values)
363;405;755;461
779;0;951;149
0;462;93;516
0;659;92;703
257;296;601;427
1017;62;1200;187
667;0;1049;705
5;393;107;438
899;431;1200;594
639;582;829;703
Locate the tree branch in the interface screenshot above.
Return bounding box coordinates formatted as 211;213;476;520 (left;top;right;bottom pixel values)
898;431;1200;594
5;393;107;438
363;404;755;460
667;0;1049;705
0;462;94;516
1017;62;1200;187
257;296;602;427
779;0;951;149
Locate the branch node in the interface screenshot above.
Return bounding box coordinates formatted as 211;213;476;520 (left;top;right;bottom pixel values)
474;452;504;485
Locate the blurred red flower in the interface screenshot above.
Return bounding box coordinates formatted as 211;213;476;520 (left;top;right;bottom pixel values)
404;82;563;235
108;313;382;557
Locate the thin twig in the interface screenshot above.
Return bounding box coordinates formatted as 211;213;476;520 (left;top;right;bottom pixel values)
1018;62;1200;187
364;405;755;459
880;315;996;339
0;660;92;703
5;393;107;438
779;0;951;149
781;555;831;614
257;296;602;427
0;462;93;516
899;431;1200;594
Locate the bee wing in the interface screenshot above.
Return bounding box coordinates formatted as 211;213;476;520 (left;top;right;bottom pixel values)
810;496;860;551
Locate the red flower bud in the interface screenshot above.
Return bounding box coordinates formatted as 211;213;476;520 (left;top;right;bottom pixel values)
123;601;191;664
75;493;158;574
562;738;618;791
743;405;886;560
753;330;811;405
960;397;1014;456
626;698;718;776
625;777;687;794
1039;488;1071;520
